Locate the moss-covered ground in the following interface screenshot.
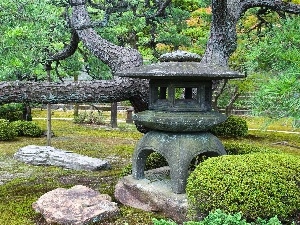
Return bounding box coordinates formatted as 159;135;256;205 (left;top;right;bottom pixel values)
0;109;299;224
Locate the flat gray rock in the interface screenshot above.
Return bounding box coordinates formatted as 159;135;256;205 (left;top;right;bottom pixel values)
14;145;110;171
115;167;188;223
33;185;119;225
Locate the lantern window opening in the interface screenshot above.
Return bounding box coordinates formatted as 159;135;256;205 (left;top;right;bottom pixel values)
158;86;168;99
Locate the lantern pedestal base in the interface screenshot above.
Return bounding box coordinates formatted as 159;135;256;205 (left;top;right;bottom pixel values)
131;131;226;194
115;167;188;223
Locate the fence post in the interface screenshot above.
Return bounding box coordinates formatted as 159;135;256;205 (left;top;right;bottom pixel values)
111;102;118;128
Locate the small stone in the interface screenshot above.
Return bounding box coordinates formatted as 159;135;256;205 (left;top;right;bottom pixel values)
14;145;111;171
33;185;119;225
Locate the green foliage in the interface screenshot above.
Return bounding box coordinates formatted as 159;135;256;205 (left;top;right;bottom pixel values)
98;0;194;60
0;119;17;141
172;0;203;11
186;153;300;222
244;16;300;74
146;152;168;170
153;210;289;225
10;120;43;137
242;16;300;122
0;103;23;121
251;73;300;125
0;0;64;81
120;152;168;177
211;116;248;137
185;210;248;225
0;0;107;81
73;111;106;125
223;142;281;155
153;218;177;225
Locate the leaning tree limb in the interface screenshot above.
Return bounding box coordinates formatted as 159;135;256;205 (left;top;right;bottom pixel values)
69;0;148;113
0;79;146;105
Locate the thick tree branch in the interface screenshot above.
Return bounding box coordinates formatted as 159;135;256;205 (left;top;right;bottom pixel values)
150;0;171;18
0;79;147;107
48;29;80;62
70;0;143;73
241;0;300;14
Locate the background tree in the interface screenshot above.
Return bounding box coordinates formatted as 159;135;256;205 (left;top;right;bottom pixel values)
0;0;300;126
243;16;300;125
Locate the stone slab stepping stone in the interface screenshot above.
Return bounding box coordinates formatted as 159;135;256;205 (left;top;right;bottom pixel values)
14;145;110;171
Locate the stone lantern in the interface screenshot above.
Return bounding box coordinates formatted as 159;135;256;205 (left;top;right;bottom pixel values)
116;51;244;194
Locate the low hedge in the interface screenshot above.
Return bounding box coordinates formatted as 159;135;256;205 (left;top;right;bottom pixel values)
211;115;248;137
186;153;300;222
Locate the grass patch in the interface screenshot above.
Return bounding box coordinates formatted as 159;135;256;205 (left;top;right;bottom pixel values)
0;111;299;224
244;116;300;132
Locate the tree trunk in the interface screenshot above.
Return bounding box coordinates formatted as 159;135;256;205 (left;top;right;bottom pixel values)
73;74;79;117
69;0;148;113
22;103;32;121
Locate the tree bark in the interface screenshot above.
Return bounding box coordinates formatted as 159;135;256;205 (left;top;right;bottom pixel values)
0;79;147;108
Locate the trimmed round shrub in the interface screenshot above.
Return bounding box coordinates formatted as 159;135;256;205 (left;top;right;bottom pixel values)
186;153;300;222
0;119;17;141
10;120;43;137
0;103;23;121
211;116;248;137
223;142;282;155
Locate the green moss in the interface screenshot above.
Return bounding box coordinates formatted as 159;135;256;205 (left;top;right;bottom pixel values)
0;176;62;225
186;153;300;222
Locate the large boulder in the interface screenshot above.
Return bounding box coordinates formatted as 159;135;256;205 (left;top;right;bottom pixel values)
14;145;110;171
33;185;119;225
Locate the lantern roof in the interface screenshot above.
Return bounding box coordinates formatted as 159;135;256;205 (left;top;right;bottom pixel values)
116;51;244;80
